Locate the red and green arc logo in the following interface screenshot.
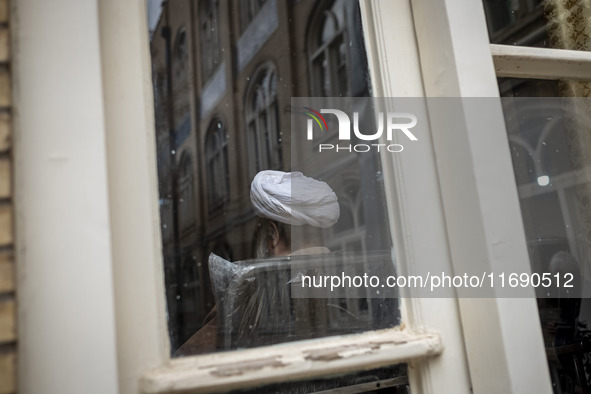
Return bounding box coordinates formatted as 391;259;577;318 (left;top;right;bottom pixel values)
297;107;328;132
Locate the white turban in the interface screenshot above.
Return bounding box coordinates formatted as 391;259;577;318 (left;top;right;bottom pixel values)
250;170;340;228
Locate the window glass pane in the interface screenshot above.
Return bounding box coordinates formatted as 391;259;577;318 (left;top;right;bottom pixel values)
483;0;591;50
500;78;591;392
148;1;398;380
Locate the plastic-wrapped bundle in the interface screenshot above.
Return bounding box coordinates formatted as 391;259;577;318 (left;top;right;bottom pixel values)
209;251;399;351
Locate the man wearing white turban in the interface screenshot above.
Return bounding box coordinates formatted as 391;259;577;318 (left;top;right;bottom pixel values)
175;170;340;356
250;170;340;258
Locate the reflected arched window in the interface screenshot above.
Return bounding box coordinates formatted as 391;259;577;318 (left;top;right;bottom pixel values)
206;119;229;210
178;152;196;233
199;0;221;84
308;0;349;97
245;64;281;177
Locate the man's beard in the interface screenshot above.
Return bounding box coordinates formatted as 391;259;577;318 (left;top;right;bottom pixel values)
255;235;270;259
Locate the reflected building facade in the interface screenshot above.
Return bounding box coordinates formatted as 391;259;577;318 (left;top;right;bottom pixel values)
150;0;391;352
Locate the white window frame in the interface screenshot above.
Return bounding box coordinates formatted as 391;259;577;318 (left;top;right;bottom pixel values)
406;0;558;392
491;44;591;80
13;0;573;393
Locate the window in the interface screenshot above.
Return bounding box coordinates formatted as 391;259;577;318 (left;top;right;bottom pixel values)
20;0;591;392
19;0;563;393
245;63;281;177
141;2;464;392
483;0;544;45
144;1;433;391
482;2;591;391
308;0;349;97
205;119;229;210
199;0;221;84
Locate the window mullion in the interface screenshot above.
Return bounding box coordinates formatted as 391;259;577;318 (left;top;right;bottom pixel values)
358;1;475;394
409;0;553;393
492;43;591;80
